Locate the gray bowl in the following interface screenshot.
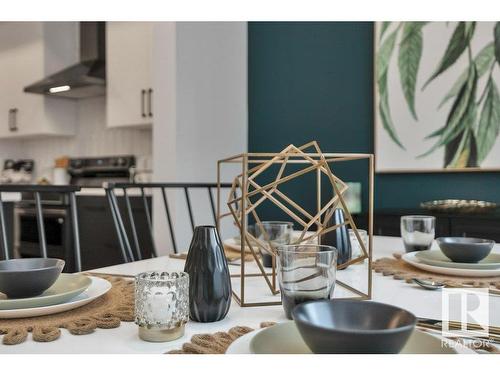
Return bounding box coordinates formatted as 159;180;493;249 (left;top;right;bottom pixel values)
0;258;65;298
292;300;416;354
437;237;495;263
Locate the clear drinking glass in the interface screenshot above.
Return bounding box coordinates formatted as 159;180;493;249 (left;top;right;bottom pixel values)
277;244;338;319
348;229;368;259
135;271;189;342
400;215;435;252
256;221;294;267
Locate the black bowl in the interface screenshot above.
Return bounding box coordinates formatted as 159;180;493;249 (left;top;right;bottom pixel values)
292;300;416;354
0;258;65;298
437;237;494;263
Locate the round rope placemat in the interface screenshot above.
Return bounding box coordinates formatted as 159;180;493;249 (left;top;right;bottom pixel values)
0;275;134;345
373;254;500;289
167;322;276;354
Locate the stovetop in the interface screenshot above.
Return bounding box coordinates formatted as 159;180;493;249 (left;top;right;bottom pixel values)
68;155;135;188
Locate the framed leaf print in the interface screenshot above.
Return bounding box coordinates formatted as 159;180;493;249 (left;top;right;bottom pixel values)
375;22;500;172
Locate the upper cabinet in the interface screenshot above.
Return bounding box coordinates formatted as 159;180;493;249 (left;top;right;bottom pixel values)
0;23;77;139
106;22;153;128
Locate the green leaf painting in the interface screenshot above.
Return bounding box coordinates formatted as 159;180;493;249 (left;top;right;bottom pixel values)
398;23;423;120
494;22;500;66
422;22;475;89
379;22;391;41
376;28;405;149
477;80;500;162
438;42;495;109
376;22;500;170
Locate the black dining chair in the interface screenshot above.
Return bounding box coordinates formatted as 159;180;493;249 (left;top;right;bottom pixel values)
0;184;83;272
104;182;233;263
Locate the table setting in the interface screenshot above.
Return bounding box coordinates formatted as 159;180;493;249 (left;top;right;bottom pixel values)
1;143;499;354
2;234;499;353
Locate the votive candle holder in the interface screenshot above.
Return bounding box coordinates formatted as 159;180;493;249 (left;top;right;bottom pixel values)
135;271;189;342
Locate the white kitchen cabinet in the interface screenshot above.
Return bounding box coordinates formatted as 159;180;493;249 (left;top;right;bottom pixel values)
106;22;153;128
0;22;77;139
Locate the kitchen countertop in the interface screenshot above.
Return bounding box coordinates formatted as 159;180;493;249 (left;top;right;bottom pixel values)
0;192;21;202
77;187;150;196
0;188;148;199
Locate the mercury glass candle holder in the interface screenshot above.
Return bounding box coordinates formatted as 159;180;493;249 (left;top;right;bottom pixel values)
135;271;189;342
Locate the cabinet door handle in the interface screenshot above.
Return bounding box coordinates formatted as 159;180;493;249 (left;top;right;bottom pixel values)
8;108;18;132
141;90;147;118
147;88;153;117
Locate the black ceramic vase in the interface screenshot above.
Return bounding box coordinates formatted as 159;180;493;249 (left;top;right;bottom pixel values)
184;225;232;322
320;208;352;269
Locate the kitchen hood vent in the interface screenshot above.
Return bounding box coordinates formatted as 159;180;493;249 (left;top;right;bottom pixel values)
24;22;106;99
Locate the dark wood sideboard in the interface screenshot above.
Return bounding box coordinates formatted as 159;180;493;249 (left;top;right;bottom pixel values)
353;209;500;242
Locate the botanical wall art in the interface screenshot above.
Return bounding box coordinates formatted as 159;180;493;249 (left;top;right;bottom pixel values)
375;22;500;172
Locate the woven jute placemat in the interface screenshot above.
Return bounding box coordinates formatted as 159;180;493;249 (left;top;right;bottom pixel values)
373;254;500;289
0;275;134;345
167;322;276;354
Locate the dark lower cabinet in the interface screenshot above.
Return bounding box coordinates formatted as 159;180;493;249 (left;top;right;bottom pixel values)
353;209;500;242
1;195;153;271
0;202;14;261
78;195;153;271
449;217;500;239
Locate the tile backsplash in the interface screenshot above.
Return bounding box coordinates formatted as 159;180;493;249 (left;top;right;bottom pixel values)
0;97;152;181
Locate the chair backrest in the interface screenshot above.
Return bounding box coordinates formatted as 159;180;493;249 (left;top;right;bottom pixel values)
105;182;232;262
0;184;82;272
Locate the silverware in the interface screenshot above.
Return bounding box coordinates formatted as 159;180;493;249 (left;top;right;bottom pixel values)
417;326;500;354
418;317;500;335
412;278;500;296
412;278;444;290
417;317;500;344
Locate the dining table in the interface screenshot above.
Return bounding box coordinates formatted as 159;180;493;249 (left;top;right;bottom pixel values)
2;235;499;354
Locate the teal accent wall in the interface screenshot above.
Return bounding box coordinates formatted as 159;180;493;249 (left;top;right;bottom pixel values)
248;22;500;211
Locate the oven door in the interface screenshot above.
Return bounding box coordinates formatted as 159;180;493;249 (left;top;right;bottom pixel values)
14;206;69;260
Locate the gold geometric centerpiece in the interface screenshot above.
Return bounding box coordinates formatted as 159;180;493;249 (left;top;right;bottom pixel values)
217;141;374;307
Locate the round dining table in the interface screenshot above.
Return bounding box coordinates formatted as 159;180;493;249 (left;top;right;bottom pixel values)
2;235;499;354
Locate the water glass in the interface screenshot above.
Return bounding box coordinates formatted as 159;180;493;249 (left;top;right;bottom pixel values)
135;271;189;342
256;221;294;267
400;215;435;252
277;245;338;319
348;229;368;259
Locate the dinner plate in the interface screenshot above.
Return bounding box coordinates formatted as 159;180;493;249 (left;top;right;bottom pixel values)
0;274;92;310
223;238;254;253
226;321;473;354
0;276;111;319
224;231;318;253
402;252;500;277
415;250;500;270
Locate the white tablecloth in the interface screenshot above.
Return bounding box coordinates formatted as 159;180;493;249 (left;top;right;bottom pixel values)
2;236;499;353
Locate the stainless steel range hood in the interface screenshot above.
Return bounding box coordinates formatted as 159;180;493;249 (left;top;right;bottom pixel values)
24;22;106;99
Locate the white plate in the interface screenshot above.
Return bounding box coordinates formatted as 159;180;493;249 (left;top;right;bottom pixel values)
224;231;318;253
226;321;473;354
402;252;500;277
0;274;92;310
0;276;111;319
415;250;500;270
223;238;253;253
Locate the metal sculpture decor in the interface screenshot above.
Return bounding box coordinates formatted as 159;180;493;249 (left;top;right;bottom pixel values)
217;141;374;307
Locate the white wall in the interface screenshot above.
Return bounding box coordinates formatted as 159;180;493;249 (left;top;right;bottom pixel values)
152;22;177;253
152;22;248;254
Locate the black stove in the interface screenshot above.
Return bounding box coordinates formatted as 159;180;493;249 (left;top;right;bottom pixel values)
68;155;136;188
